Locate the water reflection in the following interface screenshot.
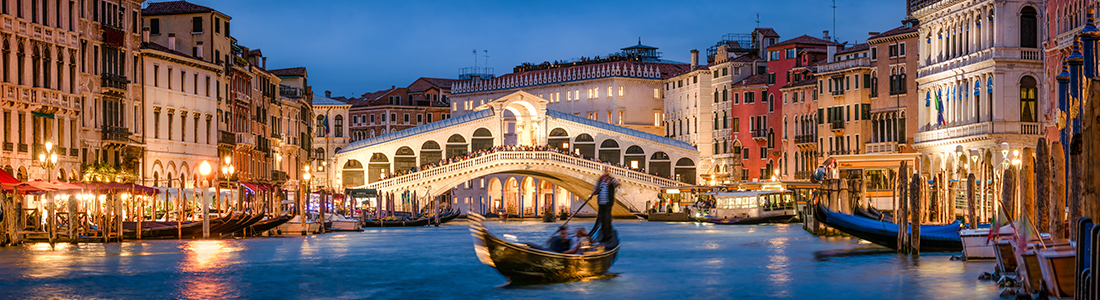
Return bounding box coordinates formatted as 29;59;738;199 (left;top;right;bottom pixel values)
178;240;240;300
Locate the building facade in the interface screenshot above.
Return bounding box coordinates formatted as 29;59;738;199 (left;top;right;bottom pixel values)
311;94;348;191
913;0;1045;219
139;41;218;188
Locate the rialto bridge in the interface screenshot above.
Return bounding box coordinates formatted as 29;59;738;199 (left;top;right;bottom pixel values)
335;91;698;216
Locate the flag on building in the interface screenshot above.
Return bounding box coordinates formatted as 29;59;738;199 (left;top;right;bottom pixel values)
935;91;946;126
322;115;330;134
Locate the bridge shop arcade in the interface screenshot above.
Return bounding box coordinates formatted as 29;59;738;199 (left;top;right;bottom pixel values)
336;92;698;217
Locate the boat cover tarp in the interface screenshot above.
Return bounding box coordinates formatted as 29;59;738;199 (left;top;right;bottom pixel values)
822;206;962;242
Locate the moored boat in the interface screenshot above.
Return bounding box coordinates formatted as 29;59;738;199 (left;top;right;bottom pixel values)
324;213;363;231
960;227;1012;260
813;204;963;252
249;215;290;236
706;190;796;225
1036;246;1076;298
363;217;430;227
280;215;321;234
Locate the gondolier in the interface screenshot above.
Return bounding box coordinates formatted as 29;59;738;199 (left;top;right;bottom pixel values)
588;166;619;248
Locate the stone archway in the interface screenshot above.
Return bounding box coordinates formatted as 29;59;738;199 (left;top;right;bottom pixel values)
624;145;645;171
487;177;503;213
471;128;493;152
675;157;696;184
573;134;595;158
650;152;671;178
394;146;416;172
420;140;442;166
446;134;468;159
548;128;570;151
342;159;365;187
599;139;621;165
504;176;519;215
368;153;390;183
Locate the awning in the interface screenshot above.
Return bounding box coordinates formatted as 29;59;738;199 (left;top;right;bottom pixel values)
832;153;920;169
241;183;261;195
0;169;20;185
32;111;55;119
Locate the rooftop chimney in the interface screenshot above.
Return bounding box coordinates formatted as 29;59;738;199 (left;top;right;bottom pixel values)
262;57;267;69
196;41;204;58
868;32;880;39
690;49;699;69
141;27;150;43
822;30;830;41
716;45;729;64
325;90;331;98
168;33;176;51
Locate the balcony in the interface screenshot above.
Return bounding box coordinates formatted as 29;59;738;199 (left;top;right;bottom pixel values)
236;132;256;146
3;142;10;151
918;47;1043;78
18;143;27;152
70;148;78;157
100;25;125;47
280;86;303;98
218;130;236;145
101;74;130;93
272;170;288;182
751;129;767;140
913;121;1043;144
831;90;845;96
795;134;817;145
865;141;899;154
101;125;132;144
830;120;845;131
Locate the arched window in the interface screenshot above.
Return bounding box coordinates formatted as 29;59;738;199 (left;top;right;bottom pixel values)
315;115;324;137
1020;7;1038;48
1020;76;1037;122
334;115;343;137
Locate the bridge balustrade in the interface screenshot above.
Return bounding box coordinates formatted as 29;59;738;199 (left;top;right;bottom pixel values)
367;150;684;209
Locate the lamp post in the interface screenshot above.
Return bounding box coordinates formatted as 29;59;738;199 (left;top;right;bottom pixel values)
220;156;235;219
199;161;212;238
38;142;58;243
302;166;311;236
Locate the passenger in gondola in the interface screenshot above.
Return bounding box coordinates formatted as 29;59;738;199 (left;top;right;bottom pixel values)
545;227;572;253
562;228;591;254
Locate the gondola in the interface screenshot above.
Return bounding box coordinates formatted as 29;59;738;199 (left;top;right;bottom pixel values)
468;207;619;283
249;215;290;235
363;217;430;227
218;214;266;237
813;204;963;252
854;206;893;222
429;209;461;225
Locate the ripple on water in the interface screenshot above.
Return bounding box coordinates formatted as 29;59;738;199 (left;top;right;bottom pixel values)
0;219;1000;300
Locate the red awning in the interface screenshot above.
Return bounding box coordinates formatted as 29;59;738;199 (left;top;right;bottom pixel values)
241;183;261;195
77;183;159;194
0;168;20;185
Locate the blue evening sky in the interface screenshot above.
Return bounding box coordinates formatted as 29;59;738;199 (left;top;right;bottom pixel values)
171;0;906;98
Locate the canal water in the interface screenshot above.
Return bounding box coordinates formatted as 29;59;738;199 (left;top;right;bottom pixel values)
0;220;1000;300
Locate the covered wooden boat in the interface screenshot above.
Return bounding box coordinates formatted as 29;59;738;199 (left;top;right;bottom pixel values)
706;190;796;225
707;214;796;225
468;212;619;283
813;204;963;252
249;215;290;235
363;217;429;228
994;240;1019;274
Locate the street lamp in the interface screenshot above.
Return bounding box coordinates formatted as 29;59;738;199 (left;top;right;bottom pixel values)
220;156;235;218
198;160;212;238
301;166;312;236
39;141;58;181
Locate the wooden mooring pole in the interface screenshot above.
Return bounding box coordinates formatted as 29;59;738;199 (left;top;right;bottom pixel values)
1035;139;1050;233
897;161;909;254
1052;141;1067;239
909;173;921;257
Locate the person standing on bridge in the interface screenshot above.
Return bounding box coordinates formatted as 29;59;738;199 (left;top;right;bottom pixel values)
588;166;619;247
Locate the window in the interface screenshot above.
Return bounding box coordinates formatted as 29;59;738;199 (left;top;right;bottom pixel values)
1020;76;1037;122
618;86;624;97
416;114;423;123
898;42;906;56
192;16;203;33
870;47;877;60
403;113;409;123
369;114;375;123
334;115;343;137
786;49;796;59
426;113;432;123
1020;7;1038;48
215;17;221;34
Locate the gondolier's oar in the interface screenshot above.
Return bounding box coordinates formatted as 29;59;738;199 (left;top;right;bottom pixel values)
560;195;594;229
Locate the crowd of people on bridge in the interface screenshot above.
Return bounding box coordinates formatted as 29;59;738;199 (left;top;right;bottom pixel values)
381;144;661;180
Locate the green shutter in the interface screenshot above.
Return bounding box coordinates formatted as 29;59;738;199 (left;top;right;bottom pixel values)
818;108;824;124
